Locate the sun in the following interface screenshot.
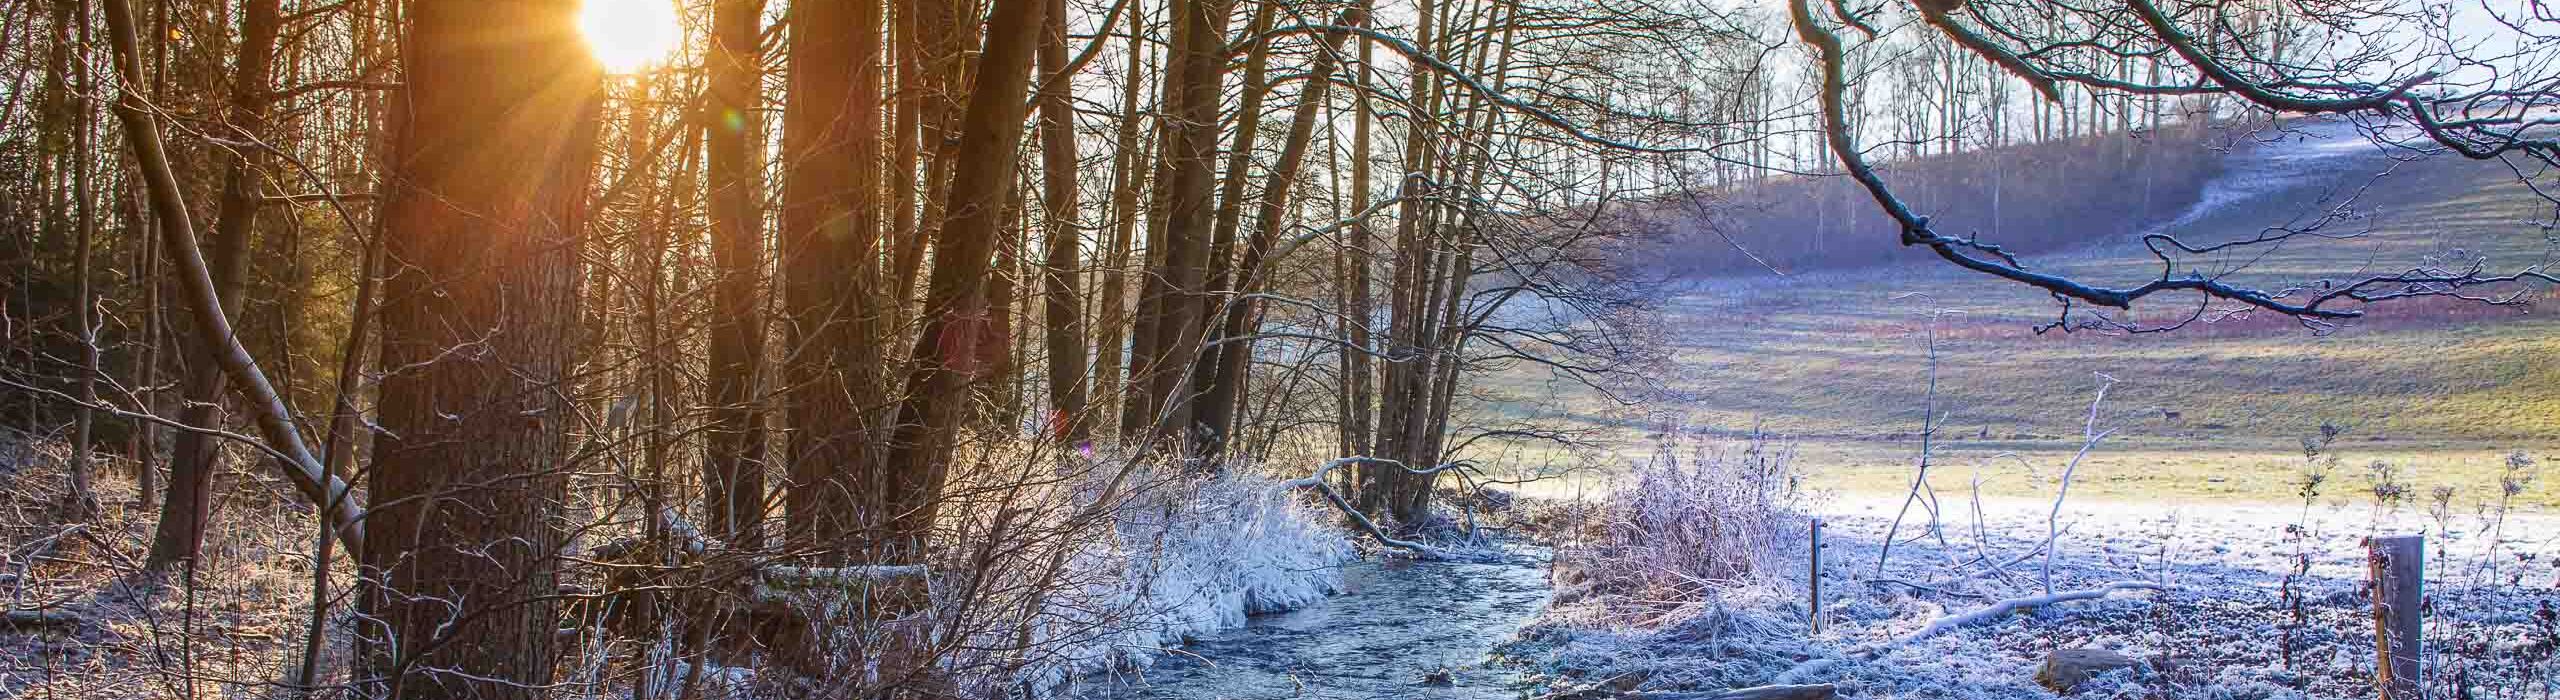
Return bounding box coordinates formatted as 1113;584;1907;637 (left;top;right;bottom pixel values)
578;0;682;74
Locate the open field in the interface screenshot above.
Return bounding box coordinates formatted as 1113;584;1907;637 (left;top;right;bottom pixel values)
1490;437;2560;511
1474;118;2560;507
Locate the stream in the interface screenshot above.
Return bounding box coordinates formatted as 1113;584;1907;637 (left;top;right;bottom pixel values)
1089;550;1553;699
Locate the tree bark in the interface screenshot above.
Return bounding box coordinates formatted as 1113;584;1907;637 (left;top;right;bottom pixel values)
1128;0;1233;449
1090;0;1148;439
357;1;600;696
884;0;1050;563
1035;0;1090;445
147;0;279;569
780;0;889;556
701;0;768;550
1196;7;1363;458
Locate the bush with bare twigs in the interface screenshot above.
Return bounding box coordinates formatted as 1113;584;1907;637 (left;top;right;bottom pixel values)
1551;434;1807;621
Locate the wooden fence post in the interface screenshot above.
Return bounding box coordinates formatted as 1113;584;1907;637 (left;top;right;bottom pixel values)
2369;534;2423;700
1809;517;1824;635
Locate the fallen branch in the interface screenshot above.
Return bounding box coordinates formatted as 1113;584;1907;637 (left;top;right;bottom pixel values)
1891;580;2164;646
757;565;931;587
1275;457;1494;562
1770;581;2165;685
752;565;932;604
3;608;85;630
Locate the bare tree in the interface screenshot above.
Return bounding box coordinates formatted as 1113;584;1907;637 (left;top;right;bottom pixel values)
145;0;280;570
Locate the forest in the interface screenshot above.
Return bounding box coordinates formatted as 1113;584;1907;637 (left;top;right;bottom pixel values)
2;0;2556;697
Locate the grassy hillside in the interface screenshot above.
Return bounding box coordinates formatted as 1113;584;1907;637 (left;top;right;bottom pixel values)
1635;124;2226;279
1477;119;2560;506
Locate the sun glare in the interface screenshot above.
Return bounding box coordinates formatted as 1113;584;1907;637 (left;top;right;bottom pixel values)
578;0;681;74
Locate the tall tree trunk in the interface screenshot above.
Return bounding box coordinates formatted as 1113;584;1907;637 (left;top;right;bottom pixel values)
780;0;888;556
67;30;98;519
1186;0;1275;455
969;191;1025;426
883;0;1048;571
357;1;601;696
1340;26;1374;463
147;0;279;569
894;0;974;319
1128;0;1232;450
129;172;161;510
1035;0;1090;445
1363;0;1439;519
701;0;768;549
892;0;924;316
1195;7;1363;458
1090;0;1147;438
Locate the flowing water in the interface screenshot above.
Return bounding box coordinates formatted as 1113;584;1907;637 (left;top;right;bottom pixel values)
1089;550;1553;699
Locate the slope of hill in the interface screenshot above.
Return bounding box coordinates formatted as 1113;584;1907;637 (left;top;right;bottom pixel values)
1483;117;2560;505
1637;123;2226;279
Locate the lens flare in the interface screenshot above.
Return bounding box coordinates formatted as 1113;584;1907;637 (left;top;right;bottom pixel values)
578;0;681;74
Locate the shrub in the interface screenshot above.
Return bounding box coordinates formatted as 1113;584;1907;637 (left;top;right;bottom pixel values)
1555;435;1807;619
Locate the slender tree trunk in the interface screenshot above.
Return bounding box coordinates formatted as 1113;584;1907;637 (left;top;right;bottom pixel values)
1196;7;1363;457
1363;0;1439;518
1090;0;1148;439
1035;0;1090;445
883;0;1048;572
895;0;974;319
129;174;161;510
301;205;378;694
357;1;601;696
701;0;767;549
1341;27;1374;462
67;36;98;518
147;0;280;569
1131;0;1233;450
970;191;1025;425
1186;0;1276;458
892;0;920;294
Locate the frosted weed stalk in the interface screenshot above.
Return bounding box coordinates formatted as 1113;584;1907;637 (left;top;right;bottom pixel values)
2279;425;2339;671
2476;451;2536;586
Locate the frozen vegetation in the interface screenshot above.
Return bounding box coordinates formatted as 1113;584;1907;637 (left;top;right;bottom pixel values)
1510;441;2559;699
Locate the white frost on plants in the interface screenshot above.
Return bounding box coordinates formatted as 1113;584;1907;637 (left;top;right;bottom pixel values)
1006;470;1356;695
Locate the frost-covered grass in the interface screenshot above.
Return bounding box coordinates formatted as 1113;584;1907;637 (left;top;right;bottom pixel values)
1510;443;2560;699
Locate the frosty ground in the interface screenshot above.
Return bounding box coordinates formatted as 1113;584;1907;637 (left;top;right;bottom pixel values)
1515;490;2560;699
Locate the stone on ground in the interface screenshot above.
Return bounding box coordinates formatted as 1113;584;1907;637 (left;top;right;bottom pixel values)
2035;647;2143;692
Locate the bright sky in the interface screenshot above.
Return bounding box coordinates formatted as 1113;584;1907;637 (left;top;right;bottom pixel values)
579;0;683;73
